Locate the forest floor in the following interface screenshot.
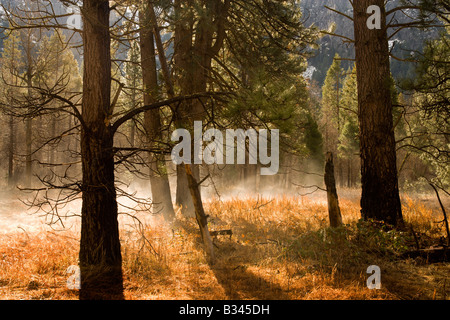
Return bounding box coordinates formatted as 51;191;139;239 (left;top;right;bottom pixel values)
0;190;449;300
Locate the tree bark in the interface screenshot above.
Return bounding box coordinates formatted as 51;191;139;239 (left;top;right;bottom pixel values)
173;0;197;215
25;117;32;187
24;30;34;188
8;115;14;186
176;164;195;216
49;114;56;165
185;164;215;264
324;152;343;228
347;158;351;188
173;0;229;216
25;68;33;188
353;0;403;227
430;183;450;247
147;0;175;99
79;0;123;300
140;3;176;222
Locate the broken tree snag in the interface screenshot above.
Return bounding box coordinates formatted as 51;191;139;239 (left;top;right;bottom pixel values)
324;152;343;228
184;164;216;264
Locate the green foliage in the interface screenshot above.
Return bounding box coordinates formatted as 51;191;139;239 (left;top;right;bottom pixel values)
340;66;357;114
320;54;345;155
224;68;310;154
338;65;359;159
1;31;24;81
0;31;24;108
288;226;363;269
125;41;142;91
304;113;323;161
36;31;82;94
399;26;449;189
1;30;82;115
355;219;411;256
225;0;317;77
287;220;413;273
213;0;318;156
123;40;143;111
338;120;358;157
321;54;344;125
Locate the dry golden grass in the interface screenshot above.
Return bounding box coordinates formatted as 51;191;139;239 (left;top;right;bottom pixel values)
0;193;449;300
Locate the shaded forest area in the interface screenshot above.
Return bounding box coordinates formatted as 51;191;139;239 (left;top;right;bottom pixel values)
0;0;449;300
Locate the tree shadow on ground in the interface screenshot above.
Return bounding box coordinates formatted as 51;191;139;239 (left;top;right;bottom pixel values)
210;259;290;300
380;261;450;300
175;218;290;299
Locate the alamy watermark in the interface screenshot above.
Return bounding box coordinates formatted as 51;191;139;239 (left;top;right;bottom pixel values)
66;265;81;290
66;5;82;30
366;5;382;30
171;121;280;176
366;265;381;289
65;3;382;34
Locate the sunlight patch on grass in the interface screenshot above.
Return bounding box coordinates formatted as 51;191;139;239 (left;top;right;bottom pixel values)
0;193;448;300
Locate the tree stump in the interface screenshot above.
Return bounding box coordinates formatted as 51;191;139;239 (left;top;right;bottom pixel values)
324;152;343;228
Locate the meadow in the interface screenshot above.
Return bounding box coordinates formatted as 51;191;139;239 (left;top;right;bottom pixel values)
0;192;449;300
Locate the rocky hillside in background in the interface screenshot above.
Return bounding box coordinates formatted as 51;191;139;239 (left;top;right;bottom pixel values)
300;0;440;86
0;0;441;87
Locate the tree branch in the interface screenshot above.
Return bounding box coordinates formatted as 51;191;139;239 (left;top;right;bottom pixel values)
324;5;353;21
111;92;231;134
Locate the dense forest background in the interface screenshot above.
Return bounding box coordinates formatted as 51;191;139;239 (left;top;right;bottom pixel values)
0;0;448;300
301;0;440;84
0;0;447;196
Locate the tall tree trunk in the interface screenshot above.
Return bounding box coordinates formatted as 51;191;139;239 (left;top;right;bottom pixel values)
185;164;215;264
129;85;136;148
79;0;123;300
147;0;175;99
140;3;176;222
173;0;229;216
8;115;14;186
176;164;195;216
25;71;33;188
354;1;403;227
347;158;351;188
25;117;32;187
324;152;343;228
147;0;189;217
129;120;136;148
49;115;56;166
173;0;196;216
24;30;34;188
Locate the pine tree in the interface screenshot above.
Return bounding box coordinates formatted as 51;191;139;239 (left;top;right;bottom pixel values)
171;0;317;211
401;24;450;189
36;31;82;168
78;0;123;299
139;1;176;221
321;54;344;153
354;0;403;227
124;41;142;148
36;32;82;94
304;113;324;161
338;65;359;187
321;54;345;185
0;31;23;186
